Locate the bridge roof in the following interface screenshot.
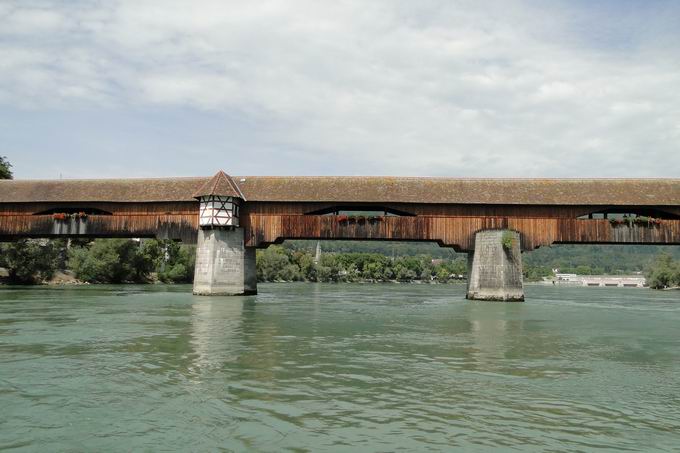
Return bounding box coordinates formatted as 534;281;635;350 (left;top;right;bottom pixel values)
193;171;245;200
1;176;679;206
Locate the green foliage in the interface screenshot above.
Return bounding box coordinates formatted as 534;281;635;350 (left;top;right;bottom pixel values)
523;265;553;281
69;239;196;284
524;244;680;275
69;239;141;283
501;230;515;250
0;239;60;283
3;233;677;287
134;240;165;281
284;240;460;259
0;237;194;285
0;156;12;180
255;244;466;283
257;246;301;282
645;254;680;289
436;266;451;283
157;241;195;283
290;242;680;277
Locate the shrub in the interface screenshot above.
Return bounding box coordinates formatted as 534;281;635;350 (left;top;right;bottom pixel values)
501;230;516;250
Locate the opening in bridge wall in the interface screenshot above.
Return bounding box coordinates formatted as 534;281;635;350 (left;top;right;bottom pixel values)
33;207;113;216
304;206;415;216
577;208;680;220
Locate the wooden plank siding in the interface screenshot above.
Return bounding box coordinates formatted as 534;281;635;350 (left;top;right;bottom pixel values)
0;202;199;243
1;200;680;251
244;214;680;251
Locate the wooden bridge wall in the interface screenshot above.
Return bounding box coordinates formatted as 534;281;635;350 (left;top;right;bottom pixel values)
243;214;680;251
0;202;198;243
1;201;679;251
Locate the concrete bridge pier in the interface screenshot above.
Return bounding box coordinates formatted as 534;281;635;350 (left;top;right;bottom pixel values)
466;230;524;302
192;228;257;296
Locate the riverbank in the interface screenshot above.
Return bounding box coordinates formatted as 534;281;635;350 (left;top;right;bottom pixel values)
1;275;664;289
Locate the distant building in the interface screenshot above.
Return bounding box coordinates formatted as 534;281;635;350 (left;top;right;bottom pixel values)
548;274;645;287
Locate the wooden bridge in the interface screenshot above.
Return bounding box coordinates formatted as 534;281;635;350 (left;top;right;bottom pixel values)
1;171;679;300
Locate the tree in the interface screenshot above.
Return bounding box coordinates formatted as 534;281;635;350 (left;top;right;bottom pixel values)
256;246;294;282
134;240;164;281
68;239;157;283
0;239;60;283
295;251;316;281
646;254;680;289
316;254;342;282
0;156;12;180
158;241;196;283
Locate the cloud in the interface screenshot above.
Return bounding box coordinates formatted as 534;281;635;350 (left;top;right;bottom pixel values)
1;0;679;178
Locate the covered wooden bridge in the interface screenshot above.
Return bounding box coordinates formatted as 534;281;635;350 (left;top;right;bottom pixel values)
1;172;679;300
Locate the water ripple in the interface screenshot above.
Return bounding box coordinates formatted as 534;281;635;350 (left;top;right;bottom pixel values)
1;283;680;451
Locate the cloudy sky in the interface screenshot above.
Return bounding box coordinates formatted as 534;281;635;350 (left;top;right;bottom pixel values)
1;0;679;179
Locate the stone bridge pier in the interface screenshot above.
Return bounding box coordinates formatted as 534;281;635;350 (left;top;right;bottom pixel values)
193;228;257;296
466;230;524;302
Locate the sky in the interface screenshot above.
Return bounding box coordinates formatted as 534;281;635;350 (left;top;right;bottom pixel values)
1;0;679;179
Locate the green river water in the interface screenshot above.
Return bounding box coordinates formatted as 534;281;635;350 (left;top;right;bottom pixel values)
1;283;680;452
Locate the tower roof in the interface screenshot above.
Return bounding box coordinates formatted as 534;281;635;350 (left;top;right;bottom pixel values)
193;171;245;200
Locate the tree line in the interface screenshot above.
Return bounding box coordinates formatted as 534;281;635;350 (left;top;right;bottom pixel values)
256;245;467;283
290;241;680;276
0;239;195;284
524;244;680;275
0;240;469;285
645;254;680;289
2;237;679;287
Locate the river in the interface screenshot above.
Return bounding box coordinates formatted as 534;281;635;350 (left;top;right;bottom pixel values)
1;283;680;452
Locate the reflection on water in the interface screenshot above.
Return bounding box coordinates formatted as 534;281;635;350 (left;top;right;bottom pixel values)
1;283;680;451
190;297;246;372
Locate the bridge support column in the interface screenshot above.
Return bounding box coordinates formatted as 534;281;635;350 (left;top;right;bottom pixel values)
192;228;257;296
466;230;524;302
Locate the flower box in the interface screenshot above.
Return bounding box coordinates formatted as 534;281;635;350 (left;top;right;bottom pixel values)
609;216;661;228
